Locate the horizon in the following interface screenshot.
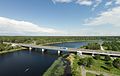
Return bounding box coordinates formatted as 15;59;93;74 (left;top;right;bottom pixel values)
0;0;120;36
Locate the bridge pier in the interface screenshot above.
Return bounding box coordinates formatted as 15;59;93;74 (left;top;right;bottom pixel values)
92;53;94;56
29;47;32;50
42;48;45;54
77;51;82;56
58;50;61;55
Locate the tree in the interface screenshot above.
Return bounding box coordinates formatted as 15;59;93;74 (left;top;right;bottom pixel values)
87;57;94;67
78;57;94;67
84;43;100;50
78;58;88;66
104;55;111;61
113;58;120;69
94;54;101;60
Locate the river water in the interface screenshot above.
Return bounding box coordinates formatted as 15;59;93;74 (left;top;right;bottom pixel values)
0;42;87;76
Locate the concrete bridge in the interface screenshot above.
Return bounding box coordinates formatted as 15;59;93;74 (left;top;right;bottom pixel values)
4;42;120;57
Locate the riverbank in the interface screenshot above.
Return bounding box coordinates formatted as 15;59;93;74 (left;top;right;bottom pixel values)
43;54;72;76
43;56;65;76
0;47;27;54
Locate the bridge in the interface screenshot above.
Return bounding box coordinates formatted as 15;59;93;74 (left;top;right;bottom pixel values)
4;42;120;57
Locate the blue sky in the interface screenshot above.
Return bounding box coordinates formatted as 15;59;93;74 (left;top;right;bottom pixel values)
0;0;120;36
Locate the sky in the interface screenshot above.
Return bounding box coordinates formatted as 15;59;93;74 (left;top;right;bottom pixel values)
0;0;120;36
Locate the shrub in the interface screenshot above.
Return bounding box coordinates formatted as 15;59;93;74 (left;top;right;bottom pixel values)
113;58;120;69
104;55;111;61
94;54;101;60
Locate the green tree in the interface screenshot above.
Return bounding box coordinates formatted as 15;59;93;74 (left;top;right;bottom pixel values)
94;54;101;60
78;57;94;67
113;58;120;69
104;55;111;61
87;57;94;67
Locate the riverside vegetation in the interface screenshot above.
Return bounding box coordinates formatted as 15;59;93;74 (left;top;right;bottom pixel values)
0;36;120;76
0;42;24;54
71;54;120;76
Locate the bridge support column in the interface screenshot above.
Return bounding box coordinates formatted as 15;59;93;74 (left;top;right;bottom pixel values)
92;53;94;57
58;50;61;55
42;48;45;54
77;51;82;56
29;47;32;50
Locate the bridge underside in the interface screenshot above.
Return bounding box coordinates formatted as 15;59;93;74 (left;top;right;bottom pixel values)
20;45;120;57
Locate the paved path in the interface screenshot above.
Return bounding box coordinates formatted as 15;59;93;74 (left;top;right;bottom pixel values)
81;66;86;76
100;45;104;51
86;70;110;76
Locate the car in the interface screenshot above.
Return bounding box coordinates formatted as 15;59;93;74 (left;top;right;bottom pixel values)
60;47;68;50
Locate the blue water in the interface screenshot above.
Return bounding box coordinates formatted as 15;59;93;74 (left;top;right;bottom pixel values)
49;42;88;48
0;42;87;76
0;50;57;76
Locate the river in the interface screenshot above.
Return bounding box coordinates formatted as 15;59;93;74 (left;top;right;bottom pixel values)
0;42;87;76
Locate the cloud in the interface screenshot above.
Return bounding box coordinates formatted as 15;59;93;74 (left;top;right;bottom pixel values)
76;0;93;6
115;0;120;4
105;1;113;6
64;27;120;36
84;6;120;27
92;0;102;11
52;0;103;10
0;17;62;36
52;0;73;4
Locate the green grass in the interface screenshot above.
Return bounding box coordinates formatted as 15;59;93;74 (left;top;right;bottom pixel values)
0;47;26;54
43;57;65;76
71;54;82;76
86;72;96;76
85;59;120;76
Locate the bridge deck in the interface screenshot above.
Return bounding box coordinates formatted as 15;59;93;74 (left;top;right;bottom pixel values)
4;42;120;57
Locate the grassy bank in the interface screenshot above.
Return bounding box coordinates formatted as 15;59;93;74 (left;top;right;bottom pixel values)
85;59;120;76
43;56;65;76
86;72;96;76
0;47;27;54
68;54;82;76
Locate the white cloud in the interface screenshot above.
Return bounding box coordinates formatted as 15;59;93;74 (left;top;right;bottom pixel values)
52;0;73;4
105;1;113;6
0;17;62;36
52;0;103;10
64;27;120;36
115;0;120;4
92;0;102;11
84;6;120;27
76;0;93;6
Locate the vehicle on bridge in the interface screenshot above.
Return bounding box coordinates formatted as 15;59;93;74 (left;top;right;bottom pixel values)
60;47;68;50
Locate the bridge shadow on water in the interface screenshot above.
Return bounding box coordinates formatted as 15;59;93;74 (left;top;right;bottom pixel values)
30;48;71;56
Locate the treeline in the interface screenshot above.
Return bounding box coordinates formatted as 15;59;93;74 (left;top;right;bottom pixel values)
82;43;100;50
102;41;120;51
0;43;12;51
78;54;120;73
0;36;120;45
0;43;20;51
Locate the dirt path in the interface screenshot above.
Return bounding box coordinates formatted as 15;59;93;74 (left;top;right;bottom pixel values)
81;66;86;76
100;45;104;51
63;59;72;76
